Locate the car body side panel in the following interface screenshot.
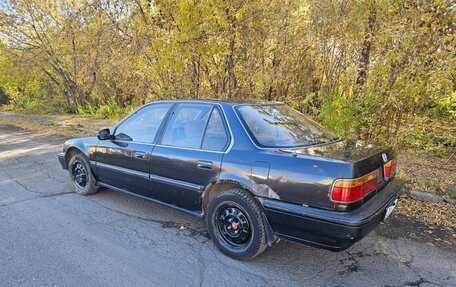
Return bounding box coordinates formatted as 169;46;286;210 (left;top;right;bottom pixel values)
215;106;352;210
215;105;278;200
262;152;353;210
218;149;353;210
149;146;224;212
62;137;99;170
94;140;154;198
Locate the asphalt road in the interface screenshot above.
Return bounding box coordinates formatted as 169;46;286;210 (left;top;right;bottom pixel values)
1;125;455;287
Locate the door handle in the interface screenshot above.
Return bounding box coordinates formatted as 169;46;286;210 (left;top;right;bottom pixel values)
133;151;147;159
197;160;213;170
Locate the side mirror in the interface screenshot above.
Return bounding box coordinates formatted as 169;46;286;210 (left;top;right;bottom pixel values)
97;128;112;140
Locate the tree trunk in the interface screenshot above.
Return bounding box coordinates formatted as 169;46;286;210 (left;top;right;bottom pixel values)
355;3;376;94
191;56;201;99
227;38;237;98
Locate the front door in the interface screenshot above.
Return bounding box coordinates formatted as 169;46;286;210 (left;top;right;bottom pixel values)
94;103;173;197
149;104;230;213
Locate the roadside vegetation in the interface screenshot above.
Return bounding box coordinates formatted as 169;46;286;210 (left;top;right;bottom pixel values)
0;1;454;195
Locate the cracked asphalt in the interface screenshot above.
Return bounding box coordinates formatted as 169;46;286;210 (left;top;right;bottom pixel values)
1;125;455;287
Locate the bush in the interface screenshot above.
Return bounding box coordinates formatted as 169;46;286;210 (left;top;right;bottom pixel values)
3;99;61;114
96;101;123;119
400;117;455;153
77;104;97;116
318;93;361;139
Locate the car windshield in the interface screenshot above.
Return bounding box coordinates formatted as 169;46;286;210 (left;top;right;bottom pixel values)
236;104;339;148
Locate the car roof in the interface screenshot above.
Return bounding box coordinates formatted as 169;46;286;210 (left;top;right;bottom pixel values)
154;99;283;106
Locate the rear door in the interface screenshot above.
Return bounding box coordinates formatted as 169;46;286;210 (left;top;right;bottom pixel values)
94;103;173;197
149;104;230;213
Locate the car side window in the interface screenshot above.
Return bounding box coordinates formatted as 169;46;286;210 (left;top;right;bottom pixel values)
161;104;212;149
114;103;172;143
202;108;229;151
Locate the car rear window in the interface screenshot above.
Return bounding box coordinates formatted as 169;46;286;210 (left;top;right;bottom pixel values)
236;104;338;148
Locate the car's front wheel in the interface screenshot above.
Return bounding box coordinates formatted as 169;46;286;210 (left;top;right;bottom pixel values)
206;188;268;260
68;153;99;196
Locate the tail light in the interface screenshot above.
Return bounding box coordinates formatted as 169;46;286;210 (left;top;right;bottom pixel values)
383;159;397;180
330;170;378;203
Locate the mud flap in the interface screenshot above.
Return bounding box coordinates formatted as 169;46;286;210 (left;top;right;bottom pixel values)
262;213;279;246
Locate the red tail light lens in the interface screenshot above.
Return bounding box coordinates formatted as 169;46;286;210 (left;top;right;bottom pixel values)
330;170;378;203
384;159;397;180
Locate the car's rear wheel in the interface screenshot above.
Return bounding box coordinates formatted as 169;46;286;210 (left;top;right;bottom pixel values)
68;153;98;196
206;188;267;260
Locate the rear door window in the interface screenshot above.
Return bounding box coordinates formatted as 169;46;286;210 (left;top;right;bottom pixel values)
161;104;212;149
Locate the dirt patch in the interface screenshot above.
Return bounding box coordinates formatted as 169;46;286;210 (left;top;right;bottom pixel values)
395;195;456;229
397;152;456;198
0;111;115;137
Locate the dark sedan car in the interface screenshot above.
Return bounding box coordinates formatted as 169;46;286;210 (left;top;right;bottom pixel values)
58;100;402;260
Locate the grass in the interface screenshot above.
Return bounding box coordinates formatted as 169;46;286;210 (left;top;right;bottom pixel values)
2;100;65;115
2;99;132;120
77;101;128;119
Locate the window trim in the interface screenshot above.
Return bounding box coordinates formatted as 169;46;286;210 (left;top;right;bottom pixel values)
111;102;175;145
199;106;215;149
157;103;231;153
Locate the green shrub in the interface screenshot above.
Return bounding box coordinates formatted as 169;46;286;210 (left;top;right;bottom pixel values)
77;104;97;115
3;99;61;114
96;101;123;119
318;93;361;138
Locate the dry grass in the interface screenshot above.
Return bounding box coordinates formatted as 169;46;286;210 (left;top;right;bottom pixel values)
0;117;87;137
397;152;456;198
0;111;114;138
396;195;456;229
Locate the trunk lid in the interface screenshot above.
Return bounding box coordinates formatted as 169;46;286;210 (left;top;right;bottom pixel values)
276;140;395;211
284;139;393;178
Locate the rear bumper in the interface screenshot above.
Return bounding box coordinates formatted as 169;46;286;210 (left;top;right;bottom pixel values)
260;179;404;251
58;153;67;170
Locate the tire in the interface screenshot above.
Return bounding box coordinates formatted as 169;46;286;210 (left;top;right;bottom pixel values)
206;188;268;260
68;153;99;196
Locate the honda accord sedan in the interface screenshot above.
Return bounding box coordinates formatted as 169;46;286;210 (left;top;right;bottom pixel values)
58;100;403;260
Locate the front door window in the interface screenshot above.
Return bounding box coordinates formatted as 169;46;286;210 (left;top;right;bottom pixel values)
114;103;172;143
